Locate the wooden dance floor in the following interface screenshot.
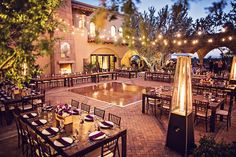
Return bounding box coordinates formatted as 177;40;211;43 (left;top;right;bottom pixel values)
70;82;146;107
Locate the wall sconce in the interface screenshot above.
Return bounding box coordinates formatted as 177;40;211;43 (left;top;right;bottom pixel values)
166;54;195;156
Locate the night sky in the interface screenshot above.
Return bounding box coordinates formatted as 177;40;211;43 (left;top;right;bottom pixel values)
78;0;232;21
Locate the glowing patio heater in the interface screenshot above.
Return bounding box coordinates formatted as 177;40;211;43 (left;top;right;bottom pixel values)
230;56;236;83
166;54;194;156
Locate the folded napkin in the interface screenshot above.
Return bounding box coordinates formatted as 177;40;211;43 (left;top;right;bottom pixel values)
85;115;94;121
34;120;45;126
89;132;105;141
43;106;53;111
25;113;35;119
101;121;113;128
45;127;57;135
71;109;80;115
56;138;72;148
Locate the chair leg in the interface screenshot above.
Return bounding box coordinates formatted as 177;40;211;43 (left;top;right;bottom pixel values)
205;118;208;132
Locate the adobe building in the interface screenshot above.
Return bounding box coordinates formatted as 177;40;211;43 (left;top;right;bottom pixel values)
36;0;128;75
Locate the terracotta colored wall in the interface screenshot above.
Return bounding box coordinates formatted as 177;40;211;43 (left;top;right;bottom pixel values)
37;0;128;74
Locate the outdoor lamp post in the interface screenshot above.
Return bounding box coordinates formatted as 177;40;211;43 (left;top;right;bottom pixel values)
166;54;195;156
230;56;236;83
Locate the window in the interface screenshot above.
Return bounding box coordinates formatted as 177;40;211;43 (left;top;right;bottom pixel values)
118;27;123;37
111;25;116;37
90;22;96;36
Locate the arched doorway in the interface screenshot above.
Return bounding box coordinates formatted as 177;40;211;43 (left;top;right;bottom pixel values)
91;48;118;72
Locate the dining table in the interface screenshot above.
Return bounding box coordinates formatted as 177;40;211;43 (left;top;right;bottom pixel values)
0;90;45;125
142;89;226;132
20;109;127;157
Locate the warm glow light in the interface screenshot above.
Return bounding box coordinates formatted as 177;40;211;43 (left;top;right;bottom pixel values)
228;36;232;41
152;41;155;45
173;40;176;44
158;34;163;39
176;33;181;38
221;28;226;32
184;40;187;44
222;38;226;42
177;41;182;45
230;56;236;80
208;39;213;43
172;56;192;116
197;31;202;35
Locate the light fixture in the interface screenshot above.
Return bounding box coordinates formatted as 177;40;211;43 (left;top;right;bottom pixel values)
208;39;213;43
228;36;232;41
197;31;202;35
222;38;226;42
230;56;236;82
166;54;195;156
176;33;181;38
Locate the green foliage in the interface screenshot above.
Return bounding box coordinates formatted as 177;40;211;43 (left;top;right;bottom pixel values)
193;135;236;157
0;0;63;87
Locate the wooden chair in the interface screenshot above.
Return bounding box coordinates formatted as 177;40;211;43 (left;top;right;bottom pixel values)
159;95;171;118
37;138;53;157
18;96;34;112
12;110;21;148
71;99;80;108
146;97;161;116
94;107;105;119
81;103;91;113
28;129;40;157
101;137;120;157
19;119;31;157
216;95;233;131
108;113;121;127
194;100;211;132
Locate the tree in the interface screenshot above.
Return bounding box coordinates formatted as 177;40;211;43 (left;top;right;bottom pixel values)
0;0;63;87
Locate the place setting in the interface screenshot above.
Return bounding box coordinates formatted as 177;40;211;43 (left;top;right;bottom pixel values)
54;137;74;149
22;112;38;119
84;114;95;122
31;119;48;126
42;127;59;136
99;120;114;129
89;131;106;141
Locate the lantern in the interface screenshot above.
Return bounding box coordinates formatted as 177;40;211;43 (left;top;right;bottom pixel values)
230;56;236;82
166;54;195;156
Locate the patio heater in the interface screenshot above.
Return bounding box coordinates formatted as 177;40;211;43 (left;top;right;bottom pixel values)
229;56;236;84
166;54;194;156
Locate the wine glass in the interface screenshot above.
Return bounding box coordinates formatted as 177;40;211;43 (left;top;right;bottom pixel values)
37;107;42;116
60;120;65;132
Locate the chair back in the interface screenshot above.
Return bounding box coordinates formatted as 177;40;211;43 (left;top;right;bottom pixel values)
38;138;52;157
71;99;80;108
101;135;120;157
194;100;209;117
108;113;121;127
228;95;234;116
94;107;105;119
81;103;90;113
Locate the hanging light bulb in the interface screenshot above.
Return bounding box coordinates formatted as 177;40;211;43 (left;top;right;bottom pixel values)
208;39;213;43
197;31;202;35
158;34;163;39
222;38;226;42
228;36;233;41
176;33;181;38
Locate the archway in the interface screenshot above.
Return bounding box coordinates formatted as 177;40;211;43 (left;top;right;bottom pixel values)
90;48;118;72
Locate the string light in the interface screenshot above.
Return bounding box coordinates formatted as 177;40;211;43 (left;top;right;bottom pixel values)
208;39;213;43
197;31;202;35
221;28;226;32
183;40;187;44
177;41;182;46
228;36;232;41
158;34;163;39
222;38;226;42
173;40;176;44
176;33;181;38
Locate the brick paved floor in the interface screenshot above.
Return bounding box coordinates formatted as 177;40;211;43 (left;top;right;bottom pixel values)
0;77;235;157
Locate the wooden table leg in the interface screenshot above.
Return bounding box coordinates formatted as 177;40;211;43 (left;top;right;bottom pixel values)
121;130;127;157
210;110;216;132
142;94;146;114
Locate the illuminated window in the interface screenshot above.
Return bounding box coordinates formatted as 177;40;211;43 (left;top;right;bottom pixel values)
111;25;116;37
90;22;96;36
118;27;123;37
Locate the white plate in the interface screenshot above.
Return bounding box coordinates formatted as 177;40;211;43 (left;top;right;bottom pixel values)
84;115;94;121
89;131;106;141
99;121;114;128
42;127;59;136
54;137;73;147
23;113;37;119
31;119;47;126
